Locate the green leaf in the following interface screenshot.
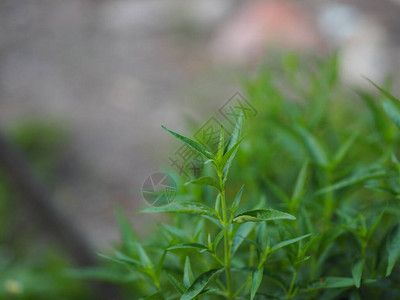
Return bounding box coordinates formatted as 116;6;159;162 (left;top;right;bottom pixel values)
367;210;385;240
251;266;264;300
366;78;400;130
222;112;244;181
386;224;400;276
184;257;194;288
166;271;185;294
217;125;225;160
213;229;225;253
256;222;268;251
185;176;220;191
231;223;255;255
155;250;167;279
135;243;153;270
222;137;244;182
115;208;138;255
180;269;222;300
141;202;217;219
305;277;355;291
366;77;399;104
233;209;295;224
291;160;309;210
357;90;390;138
295;125;328;167
265;180;291;207
317;167;390;194
66;267;137;283
207;234;212;250
382;100;400;130
224;112;243;154
161;125;213;159
231;185;244;216
161;224;191;241
269;234;312;254
167;243;209;251
352;258;364;288
215;194;221;216
221;137;244;167
98;254;149;276
331;132;358;168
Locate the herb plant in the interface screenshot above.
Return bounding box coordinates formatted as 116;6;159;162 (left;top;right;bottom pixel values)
97;55;400;300
101;113;313;300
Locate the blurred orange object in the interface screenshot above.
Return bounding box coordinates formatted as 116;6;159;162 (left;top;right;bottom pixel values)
210;0;321;64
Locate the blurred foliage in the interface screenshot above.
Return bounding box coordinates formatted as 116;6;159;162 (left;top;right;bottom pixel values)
92;54;400;299
3;54;400;299
0;120;91;299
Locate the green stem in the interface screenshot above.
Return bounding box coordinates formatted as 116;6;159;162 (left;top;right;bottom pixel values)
323;170;333;222
286;269;298;299
219;171;233;299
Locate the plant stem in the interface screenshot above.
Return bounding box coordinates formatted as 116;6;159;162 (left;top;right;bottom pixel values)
286;269;298;299
323;170;333;222
219;171;233;298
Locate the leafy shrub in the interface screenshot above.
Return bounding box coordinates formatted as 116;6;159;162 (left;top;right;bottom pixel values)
99;55;400;300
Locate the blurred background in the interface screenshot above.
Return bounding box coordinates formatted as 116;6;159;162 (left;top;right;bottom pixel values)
1;0;400;297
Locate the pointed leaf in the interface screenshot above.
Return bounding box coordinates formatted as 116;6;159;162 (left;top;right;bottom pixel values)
366;78;400;130
213;229;225;253
291;160;309;209
98;254;147;275
167;243;209;251
233;209;295;224
231;222;255;255
222;137;244;182
265;180;291;206
269;234;312;254
161;224;191;241
221;137;244;167
162;125;213;159
141;202;217;219
185;176;220;191
352;258;365;288
166;271;185;294
224;112;243;154
115;208;137;254
184;257;194;288
295;125;328;167
180;269;222;300
231;185;244;216
251;266;264;300
155;251;167;279
331;132;358;168
367;210;385;240
366;78;399;103
135;243;153;270
305;277;355;291
217;125;225;160
386;224;400;276
215;194;221;216
317;167;390;195
382;100;400;130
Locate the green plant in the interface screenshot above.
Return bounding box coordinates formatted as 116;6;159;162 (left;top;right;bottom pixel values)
101;114;312;300
97;55;400;299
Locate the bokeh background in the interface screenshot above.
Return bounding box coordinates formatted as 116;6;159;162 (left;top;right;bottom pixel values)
1;0;400;277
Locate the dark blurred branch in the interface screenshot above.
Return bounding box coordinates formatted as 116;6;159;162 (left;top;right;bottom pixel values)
0;129;119;299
